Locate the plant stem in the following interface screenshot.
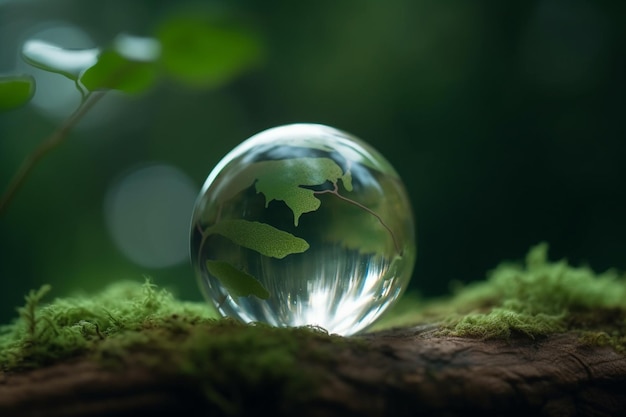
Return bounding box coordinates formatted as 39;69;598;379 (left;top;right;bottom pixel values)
314;183;401;254
0;91;106;216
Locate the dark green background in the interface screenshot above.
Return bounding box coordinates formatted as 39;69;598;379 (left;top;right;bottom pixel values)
1;0;625;324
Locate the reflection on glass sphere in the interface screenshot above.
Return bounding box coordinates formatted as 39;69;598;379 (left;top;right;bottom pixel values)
190;123;416;335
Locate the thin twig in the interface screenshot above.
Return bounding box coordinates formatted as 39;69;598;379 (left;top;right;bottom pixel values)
0;91;107;216
315;183;401;254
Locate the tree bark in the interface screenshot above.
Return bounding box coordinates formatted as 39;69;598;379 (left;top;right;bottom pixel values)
1;327;625;417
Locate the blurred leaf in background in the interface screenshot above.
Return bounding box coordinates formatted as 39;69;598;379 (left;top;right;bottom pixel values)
0;75;35;111
157;14;264;89
22;40;99;80
80;49;158;94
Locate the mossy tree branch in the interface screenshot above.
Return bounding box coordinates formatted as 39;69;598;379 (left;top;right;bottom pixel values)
1;245;626;416
1;328;626;417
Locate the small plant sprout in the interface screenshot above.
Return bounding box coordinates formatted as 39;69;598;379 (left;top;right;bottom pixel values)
0;13;264;216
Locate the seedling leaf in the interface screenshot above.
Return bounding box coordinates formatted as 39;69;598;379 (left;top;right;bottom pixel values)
80;50;157;94
22;40;99;80
0;75;35;111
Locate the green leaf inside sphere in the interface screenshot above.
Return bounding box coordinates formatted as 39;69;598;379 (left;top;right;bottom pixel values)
208;219;309;259
254;158;348;225
214;157;351;226
206;260;270;299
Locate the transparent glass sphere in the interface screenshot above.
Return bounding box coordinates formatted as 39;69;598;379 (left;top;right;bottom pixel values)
190;124;416;335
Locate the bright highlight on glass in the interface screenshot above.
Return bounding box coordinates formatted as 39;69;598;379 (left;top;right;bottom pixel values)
190;124;416;335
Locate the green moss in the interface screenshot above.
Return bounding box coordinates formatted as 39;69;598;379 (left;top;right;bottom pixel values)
2;242;626;384
377;243;626;344
0;279;351;414
0;279;216;370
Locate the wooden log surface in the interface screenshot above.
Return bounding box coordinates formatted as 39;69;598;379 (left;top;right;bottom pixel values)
1;326;625;417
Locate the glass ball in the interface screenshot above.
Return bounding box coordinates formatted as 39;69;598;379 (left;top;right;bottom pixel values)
190;123;416;335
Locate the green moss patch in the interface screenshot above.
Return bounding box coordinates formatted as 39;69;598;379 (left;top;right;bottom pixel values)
377;243;626;346
0;280;351;413
2;242;626;382
0;280;215;370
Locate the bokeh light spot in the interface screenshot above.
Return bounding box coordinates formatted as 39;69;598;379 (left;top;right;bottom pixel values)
104;164;198;269
114;33;161;62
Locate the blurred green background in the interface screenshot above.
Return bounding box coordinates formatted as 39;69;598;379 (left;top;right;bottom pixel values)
1;0;625;324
